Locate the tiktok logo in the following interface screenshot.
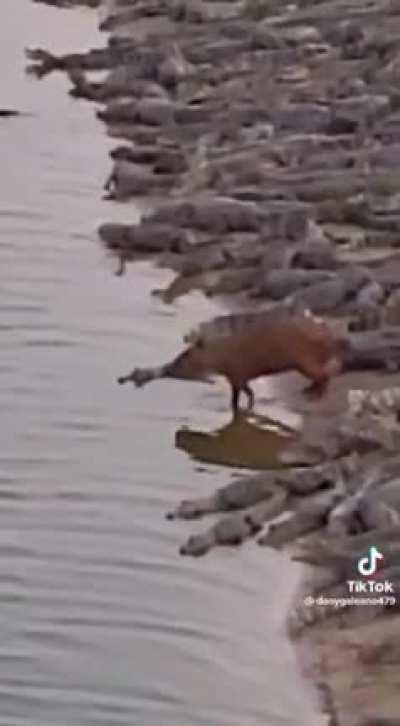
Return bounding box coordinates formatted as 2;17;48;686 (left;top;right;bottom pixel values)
357;546;384;576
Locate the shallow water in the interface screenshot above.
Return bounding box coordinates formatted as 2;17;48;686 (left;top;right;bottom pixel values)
0;3;322;725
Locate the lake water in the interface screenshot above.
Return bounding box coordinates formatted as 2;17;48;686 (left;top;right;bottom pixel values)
0;3;322;725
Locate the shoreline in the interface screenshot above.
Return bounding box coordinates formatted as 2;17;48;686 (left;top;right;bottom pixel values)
28;1;400;724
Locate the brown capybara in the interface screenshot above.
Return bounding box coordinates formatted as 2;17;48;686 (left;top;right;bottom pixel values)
118;316;343;411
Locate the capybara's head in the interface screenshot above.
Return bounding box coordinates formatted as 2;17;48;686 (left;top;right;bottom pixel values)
164;341;209;382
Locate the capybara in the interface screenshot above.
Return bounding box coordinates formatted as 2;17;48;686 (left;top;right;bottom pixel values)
117;316;343;411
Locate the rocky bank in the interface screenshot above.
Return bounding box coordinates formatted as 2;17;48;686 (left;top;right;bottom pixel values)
29;1;400;724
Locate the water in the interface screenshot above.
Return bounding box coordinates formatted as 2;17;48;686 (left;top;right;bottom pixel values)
0;3;322;725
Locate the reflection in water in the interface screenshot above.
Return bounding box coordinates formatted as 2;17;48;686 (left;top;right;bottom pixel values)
175;412;295;470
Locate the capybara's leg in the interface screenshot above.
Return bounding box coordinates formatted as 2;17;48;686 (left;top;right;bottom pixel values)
243;384;255;410
231;386;240;412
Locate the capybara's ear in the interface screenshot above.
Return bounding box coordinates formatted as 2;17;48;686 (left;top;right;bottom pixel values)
194;337;205;349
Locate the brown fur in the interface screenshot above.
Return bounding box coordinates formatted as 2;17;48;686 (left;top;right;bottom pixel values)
166;316;342;410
